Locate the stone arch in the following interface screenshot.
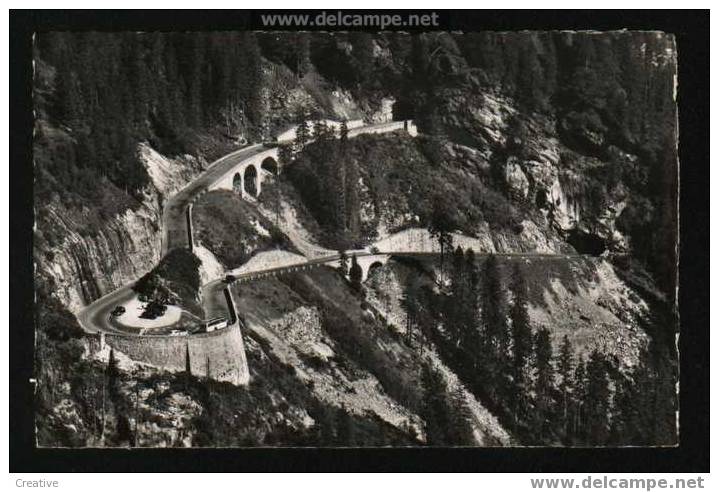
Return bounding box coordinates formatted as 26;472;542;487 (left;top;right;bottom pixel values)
261;156;278;175
243;165;258;197
535;188;548;209
232;172;242;193
367;261;384;277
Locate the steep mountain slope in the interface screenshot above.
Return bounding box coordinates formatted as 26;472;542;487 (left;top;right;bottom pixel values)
33;31;678;447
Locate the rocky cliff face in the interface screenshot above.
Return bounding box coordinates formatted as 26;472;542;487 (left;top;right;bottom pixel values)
433;84;633;255
34;143;203;313
34;54;380;315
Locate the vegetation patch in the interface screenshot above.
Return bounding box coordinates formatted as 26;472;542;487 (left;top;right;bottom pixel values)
134;248;202;317
193;190;293;268
286;131;525;249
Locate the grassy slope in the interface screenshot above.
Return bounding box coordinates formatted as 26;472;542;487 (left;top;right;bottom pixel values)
192;190;294;268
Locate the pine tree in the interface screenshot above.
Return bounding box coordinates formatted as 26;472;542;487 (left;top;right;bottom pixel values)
402;273;423;346
243;32;264;134
351;33;375;86
585;349;611;445
186;35;204;128
185;343;192;376
448;246;467;345
571;358;587;443
420;363;451;446
339;119;349;150
335;405;356;446
532;327;555;443
294;33;311;78
609;368;638;445
338;251;349;276
428;194;454;284
344;157;361;243
312;117;326;140
107;348;120;399
448;386;476;445
295;112;310;150
556;335;574;439
480;255;510;393
313;405;336;445
349;254;362;292
329;146;347;239
509;263;533;426
458;248;481;357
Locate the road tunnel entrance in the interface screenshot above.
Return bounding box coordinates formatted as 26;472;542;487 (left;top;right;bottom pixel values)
566;228;607;256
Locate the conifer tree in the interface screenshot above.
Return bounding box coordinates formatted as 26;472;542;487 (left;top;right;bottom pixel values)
448;386;476;445
428;194;454;284
571;358;587;443
336;405;356;446
402;273;423;346
243;32;264;133
349;254;362;292
344;157;361;243
338;251;349;276
480;255;510;390
107;348;120;399
339;119;349;150
532;327;554;442
557;335;574;437
585;349;611;445
295;113;310;151
509;263;532;425
185;343;192;376
420;363;451;446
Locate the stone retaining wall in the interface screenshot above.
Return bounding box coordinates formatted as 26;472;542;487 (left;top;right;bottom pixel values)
98;323;249;385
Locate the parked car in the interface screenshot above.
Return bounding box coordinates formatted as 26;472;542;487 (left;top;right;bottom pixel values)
110;306;126;317
224;274;236;283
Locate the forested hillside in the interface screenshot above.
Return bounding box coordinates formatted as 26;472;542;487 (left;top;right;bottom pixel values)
33;31;678;448
35;32;677;297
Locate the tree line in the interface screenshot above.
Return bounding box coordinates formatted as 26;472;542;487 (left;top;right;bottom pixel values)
404;247;677;446
36;32;267;203
285;115;362;249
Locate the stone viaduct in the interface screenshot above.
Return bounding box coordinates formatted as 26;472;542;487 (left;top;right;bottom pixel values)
207;119;417;200
80;119;418;386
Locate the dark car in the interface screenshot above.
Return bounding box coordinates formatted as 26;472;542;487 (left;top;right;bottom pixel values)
110;306;126;317
224;274;236;283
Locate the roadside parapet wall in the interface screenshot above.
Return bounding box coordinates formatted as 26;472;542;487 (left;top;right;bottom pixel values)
348;120;417;138
372;228;494;255
99;320;249;385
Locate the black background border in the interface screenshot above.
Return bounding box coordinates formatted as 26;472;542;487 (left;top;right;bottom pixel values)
9;9;709;473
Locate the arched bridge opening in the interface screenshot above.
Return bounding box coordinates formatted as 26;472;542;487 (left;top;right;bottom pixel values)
244;165;258;197
261;156;278;176
233;172;242;194
367;261;384;279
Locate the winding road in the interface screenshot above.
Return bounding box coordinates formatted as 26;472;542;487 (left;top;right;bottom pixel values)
78;119;589;337
78;121;416;335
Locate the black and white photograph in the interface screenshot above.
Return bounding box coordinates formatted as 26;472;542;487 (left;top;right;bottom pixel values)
9;7;710;476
